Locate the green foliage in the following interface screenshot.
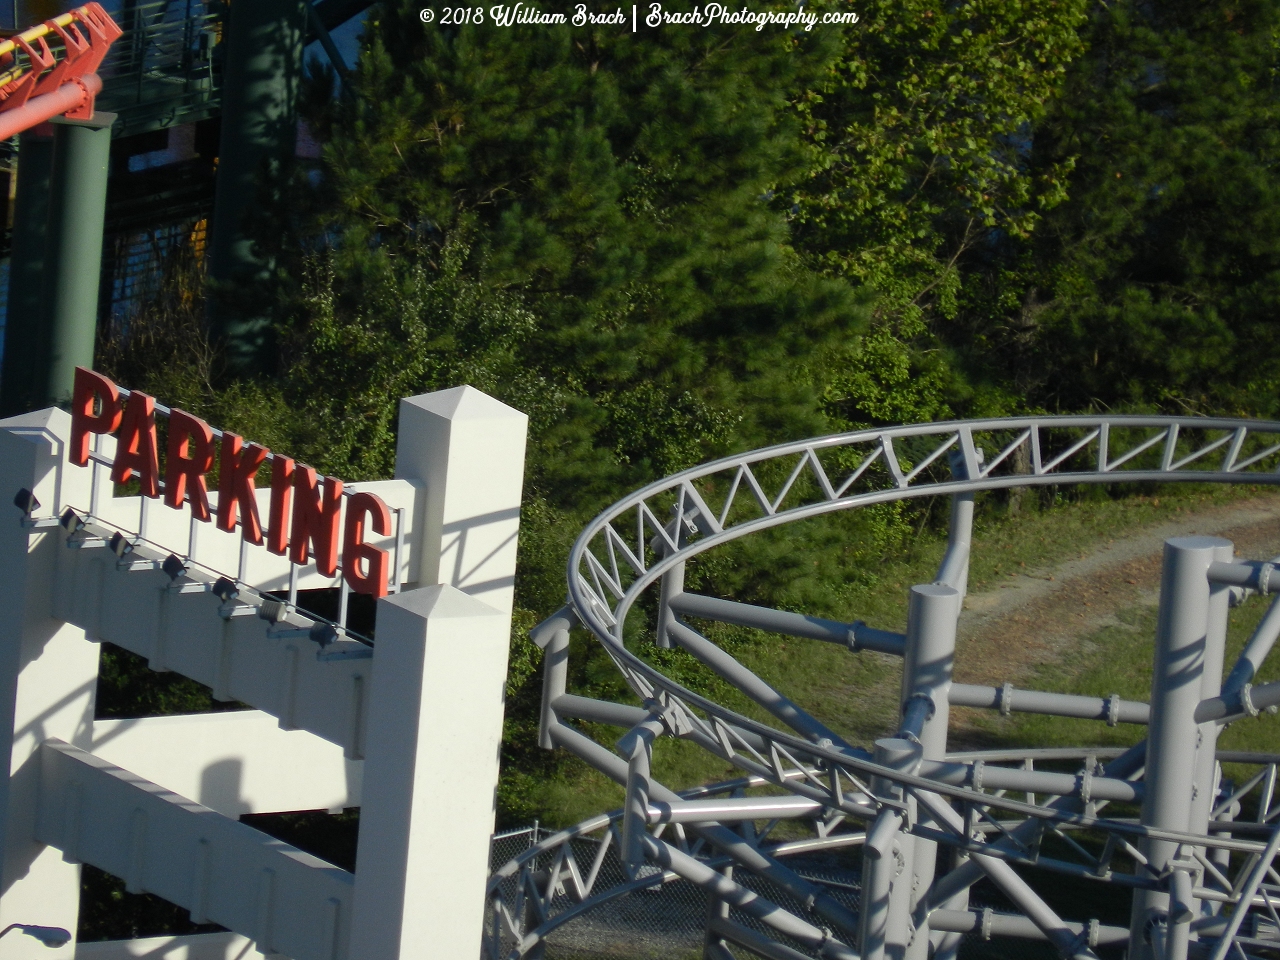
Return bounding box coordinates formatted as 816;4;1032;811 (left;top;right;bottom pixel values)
95;644;223;718
268;0;879;506
791;0;1090;426
794;0;1088;303
78;866;224;942
952;0;1280;417
237;0;875;823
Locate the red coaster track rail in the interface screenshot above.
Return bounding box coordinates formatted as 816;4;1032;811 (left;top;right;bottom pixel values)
0;3;122;141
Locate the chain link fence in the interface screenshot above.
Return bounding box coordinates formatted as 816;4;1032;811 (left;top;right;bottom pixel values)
488;824;1065;960
487;826;878;960
489;824;708;959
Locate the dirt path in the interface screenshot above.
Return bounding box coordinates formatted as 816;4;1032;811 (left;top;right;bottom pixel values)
953;493;1280;693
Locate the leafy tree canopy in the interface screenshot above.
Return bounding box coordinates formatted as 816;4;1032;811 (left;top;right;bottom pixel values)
792;0;1090;425
278;2;866;500
951;0;1280;417
227;1;874;814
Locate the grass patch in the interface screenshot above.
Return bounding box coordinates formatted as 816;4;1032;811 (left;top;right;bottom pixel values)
983;587;1280;758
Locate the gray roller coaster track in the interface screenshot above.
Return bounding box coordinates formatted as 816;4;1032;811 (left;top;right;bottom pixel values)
489;415;1280;960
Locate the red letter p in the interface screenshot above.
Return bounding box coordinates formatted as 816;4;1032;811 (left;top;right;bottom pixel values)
70;367;121;466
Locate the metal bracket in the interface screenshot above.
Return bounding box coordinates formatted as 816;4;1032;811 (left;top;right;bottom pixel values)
650;692;694;737
1000;681;1015;717
267;621;340;649
316;645;373;662
117;557;159;572
217;603;258;620
1106;692;1122;727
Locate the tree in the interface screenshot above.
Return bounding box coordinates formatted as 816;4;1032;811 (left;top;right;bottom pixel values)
249;0;871;820
791;0;1090;424
952;0;1280;418
279;1;866;482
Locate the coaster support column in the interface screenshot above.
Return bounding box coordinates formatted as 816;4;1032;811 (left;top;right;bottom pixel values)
0;130;53;416
1129;536;1232;960
208;0;306;376
901;584;959;960
42;113;114;408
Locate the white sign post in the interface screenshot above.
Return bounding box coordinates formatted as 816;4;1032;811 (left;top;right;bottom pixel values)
0;381;527;960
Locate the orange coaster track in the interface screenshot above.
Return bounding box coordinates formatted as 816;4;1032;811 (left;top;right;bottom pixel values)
0;3;122;141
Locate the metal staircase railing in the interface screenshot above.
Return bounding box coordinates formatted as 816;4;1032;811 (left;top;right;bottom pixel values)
95;0;221;139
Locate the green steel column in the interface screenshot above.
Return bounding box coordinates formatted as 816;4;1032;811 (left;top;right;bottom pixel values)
42;112;115;408
0;129;54;416
208;0;306;378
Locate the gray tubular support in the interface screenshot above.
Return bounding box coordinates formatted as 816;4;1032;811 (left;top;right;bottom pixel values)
946;747;1128;762
656;559;685;649
930;909;1129;946
704;866;734;960
1211;783;1238;876
532;606;576;750
642;835;859;960
547;723;862;940
668;592;906;655
900;587;959;744
619;719;663;877
654;507;701;650
860;806;906;960
1195;678;1280;723
646;796;823;824
934;488;975;597
931;890;969;960
899;695;932;740
919;741;1149;929
949;683;1151;725
1204;577;1280;722
1222;593;1280;697
1190;545;1235;871
530;605;578;647
910;789;1099;960
900;584;960;960
860;738;922;960
552;694;650;729
665;619;853;749
916;760;1142;803
930;504;971;960
1206;560;1280;592
1166;868;1195;960
708;916;821;960
1131;537;1232;960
